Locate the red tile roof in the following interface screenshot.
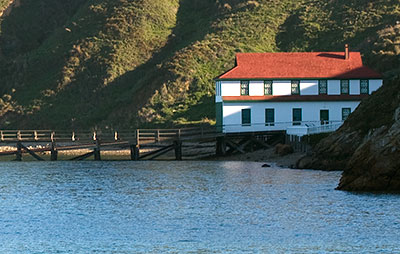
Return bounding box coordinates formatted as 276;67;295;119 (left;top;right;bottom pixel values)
217;52;382;79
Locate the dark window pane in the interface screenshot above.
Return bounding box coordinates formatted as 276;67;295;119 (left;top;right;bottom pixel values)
241;81;249;95
293;108;302;125
319;80;327;94
265;108;274;126
342;108;351;120
242;109;251;125
264;80;273;95
360;80;369;94
291;80;300;95
341;80;349;94
320;110;329;125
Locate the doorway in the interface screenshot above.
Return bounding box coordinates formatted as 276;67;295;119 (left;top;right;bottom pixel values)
320;110;329;125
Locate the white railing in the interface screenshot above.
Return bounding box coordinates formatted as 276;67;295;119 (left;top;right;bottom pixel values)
306;121;343;135
220;121;344;136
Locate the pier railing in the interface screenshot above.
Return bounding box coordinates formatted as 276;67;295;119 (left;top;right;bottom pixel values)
0;121;343;143
0;127;222;144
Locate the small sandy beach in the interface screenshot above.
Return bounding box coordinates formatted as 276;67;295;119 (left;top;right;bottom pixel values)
0;143;305;167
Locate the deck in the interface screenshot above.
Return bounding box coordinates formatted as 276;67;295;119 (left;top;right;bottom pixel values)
0;128;284;161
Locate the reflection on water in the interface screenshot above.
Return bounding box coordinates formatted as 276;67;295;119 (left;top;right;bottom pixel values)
0;161;399;253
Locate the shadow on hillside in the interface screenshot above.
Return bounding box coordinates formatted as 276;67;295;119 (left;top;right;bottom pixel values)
97;0;223;125
275;12;307;52
276;2;399;53
275;9;343;52
174;95;215;122
0;0;87;57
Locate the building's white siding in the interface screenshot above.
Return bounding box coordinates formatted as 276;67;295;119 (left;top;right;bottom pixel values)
300;80;318;95
221;101;360;133
272;80;291;95
350;80;360;95
249;81;264;96
369;79;383;94
328;80;340;95
217;78;383;134
219;79;383;97
221;81;240;96
215;81;222;102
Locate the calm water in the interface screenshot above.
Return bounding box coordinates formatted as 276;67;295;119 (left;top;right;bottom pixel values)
0;161;399;253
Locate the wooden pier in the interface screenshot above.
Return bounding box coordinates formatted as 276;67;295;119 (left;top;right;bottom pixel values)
0;128;284;161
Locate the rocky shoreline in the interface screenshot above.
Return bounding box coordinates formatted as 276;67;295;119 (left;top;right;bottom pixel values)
298;79;400;192
208;147;306;169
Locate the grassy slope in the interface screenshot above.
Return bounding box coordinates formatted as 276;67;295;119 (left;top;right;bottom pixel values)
0;0;179;128
0;0;10;11
106;0;400;127
277;0;400;76
101;0;302;128
0;0;399;129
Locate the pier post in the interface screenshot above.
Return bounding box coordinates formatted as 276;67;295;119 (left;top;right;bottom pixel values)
50;132;57;161
50;141;58;161
216;137;226;156
130;129;140;161
94;140;101;161
16;141;22;161
130;144;140;161
174;140;182;160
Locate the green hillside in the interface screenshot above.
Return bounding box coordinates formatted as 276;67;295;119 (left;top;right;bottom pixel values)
0;0;10;10
0;0;399;129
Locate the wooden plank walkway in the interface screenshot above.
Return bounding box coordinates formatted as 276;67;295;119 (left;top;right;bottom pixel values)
0;128;282;161
0;128;222;143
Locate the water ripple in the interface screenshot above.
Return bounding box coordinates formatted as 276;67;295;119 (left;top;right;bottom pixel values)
0;161;399;253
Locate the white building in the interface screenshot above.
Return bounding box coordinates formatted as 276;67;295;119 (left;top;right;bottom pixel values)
215;47;383;136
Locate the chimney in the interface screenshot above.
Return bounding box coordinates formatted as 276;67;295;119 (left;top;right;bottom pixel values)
345;44;349;60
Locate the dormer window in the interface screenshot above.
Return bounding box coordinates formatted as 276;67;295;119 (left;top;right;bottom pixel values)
264;80;273;95
360;80;369;94
291;80;300;95
240;81;249;95
318;80;327;95
341;80;349;94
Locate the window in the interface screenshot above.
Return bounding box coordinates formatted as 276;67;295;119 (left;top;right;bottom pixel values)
292;108;302;125
341;80;349;94
291;80;300;95
264;80;273;95
265;108;275;126
320;110;329;125
360;80;369;94
342;108;351;121
319;80;327;95
241;109;251;126
240;81;249;95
